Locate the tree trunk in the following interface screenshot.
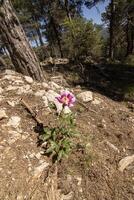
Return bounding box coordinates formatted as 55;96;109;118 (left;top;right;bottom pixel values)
109;0;114;60
50;16;63;58
0;0;44;81
0;56;6;68
36;26;44;46
126;17;134;56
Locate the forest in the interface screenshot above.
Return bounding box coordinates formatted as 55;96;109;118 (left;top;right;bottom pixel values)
0;0;134;200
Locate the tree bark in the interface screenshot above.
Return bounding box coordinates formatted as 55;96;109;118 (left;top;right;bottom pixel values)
0;0;44;81
0;56;6;68
126;17;134;56
109;0;114;60
50;16;63;58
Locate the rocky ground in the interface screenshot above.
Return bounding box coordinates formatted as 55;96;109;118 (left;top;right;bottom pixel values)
0;69;134;200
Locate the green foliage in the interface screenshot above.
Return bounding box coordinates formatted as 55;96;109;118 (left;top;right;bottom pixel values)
62;17;103;61
39;113;77;162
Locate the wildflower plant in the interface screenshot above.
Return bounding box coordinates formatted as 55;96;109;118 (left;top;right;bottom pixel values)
39;91;77;162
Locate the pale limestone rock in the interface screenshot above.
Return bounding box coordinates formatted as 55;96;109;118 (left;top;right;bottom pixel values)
118;154;134;172
42;82;49;88
0;109;8;120
7;99;19;107
17;85;32;94
46;90;59;102
42;96;49;107
49;81;61;90
7;130;22;144
92;98;102;105
35;152;41;159
105;140;120;153
2;74;22;81
6;85;20;91
13;79;24;85
7;116;21;128
35;90;46;97
77;91;93;102
4;69;16;75
24;76;33;84
33;162;49;178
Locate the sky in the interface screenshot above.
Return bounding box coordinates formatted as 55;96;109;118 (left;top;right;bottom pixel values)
83;0;110;24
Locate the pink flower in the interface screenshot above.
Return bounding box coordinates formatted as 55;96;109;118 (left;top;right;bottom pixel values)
56;91;76;107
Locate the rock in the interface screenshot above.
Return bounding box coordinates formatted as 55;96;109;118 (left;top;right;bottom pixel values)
7;99;19;107
92;98;102;105
77;91;93;102
6;85;19;91
35;152;41;159
7;116;21;128
7;130;22;144
35;90;46;97
46;90;59;102
105;140;120;153
42;82;49;88
0;109;8;120
49;81;61;90
0;87;3;94
24;76;33;84
17;85;32;94
42;96;49;107
33;162;49;178
2;74;22;81
4;69;16;75
13;80;24;85
118;154;134;172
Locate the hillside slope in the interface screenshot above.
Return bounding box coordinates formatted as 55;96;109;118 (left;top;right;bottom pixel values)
0;69;134;200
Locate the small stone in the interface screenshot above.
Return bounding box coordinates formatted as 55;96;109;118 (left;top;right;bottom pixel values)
13;80;24;85
46;90;59;102
17;85;32;94
4;69;16;75
42;96;49;107
7;116;21;128
0;109;8;120
6;85;19;91
33;162;49;178
35;90;46;97
35;152;41;159
119;154;134;172
92;98;102;105
17;194;23;200
42;82;49;88
7;100;19;107
105;140;120;153
29;153;35;159
49;81;61;90
77;91;93;102
7;130;22;144
24;76;33;84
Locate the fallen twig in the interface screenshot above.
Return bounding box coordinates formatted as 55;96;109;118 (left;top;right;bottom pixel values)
21;98;43;126
77;99;97;114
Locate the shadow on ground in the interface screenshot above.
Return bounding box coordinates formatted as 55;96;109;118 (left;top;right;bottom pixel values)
44;63;134;102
